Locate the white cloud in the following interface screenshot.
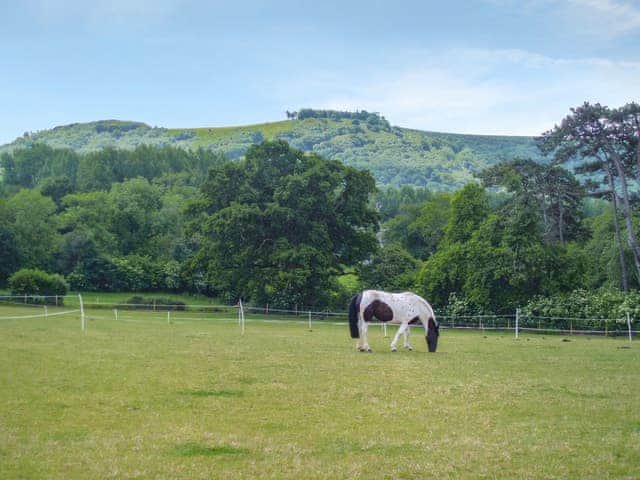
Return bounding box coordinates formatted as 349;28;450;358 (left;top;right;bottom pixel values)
450;47;640;70
568;0;640;32
484;0;640;37
298;47;640;136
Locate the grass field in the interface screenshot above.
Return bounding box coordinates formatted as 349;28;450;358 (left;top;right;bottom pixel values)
1;305;639;479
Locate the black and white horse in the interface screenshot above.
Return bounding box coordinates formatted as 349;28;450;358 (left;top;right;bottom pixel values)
348;290;439;353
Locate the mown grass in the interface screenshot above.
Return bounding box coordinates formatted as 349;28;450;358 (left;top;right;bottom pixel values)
0;306;638;479
0;291;218;306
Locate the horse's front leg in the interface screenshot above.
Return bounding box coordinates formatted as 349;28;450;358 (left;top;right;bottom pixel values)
403;325;412;351
390;322;408;352
357;317;371;352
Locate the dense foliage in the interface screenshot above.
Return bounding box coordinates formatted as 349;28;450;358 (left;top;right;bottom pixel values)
2;114;546;190
539;102;640;287
1;143;224;194
188;140;379;308
522;289;640;320
1;102;639;316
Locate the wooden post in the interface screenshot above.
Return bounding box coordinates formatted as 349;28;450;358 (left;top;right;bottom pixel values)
570;318;573;335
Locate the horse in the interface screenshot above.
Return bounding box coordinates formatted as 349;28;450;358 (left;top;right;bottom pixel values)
348;290;439;353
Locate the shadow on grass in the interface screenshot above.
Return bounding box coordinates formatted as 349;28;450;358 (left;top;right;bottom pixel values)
178;389;243;398
170;442;248;457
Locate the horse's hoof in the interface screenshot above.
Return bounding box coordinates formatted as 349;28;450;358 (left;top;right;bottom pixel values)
406;347;412;351
391;348;397;352
366;348;373;353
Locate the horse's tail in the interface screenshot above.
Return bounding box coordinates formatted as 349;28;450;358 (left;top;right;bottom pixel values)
348;294;361;338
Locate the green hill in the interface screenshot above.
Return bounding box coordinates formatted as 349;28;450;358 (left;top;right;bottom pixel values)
1;112;547;190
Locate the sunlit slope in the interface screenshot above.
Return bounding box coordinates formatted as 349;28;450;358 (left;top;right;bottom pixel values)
2;118;546;189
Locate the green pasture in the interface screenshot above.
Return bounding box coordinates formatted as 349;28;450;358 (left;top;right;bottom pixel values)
0;305;639;479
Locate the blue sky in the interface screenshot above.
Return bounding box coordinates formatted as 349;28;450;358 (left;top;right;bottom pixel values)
1;0;639;144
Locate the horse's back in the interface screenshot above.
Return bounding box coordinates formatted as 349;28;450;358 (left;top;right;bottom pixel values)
361;289;434;324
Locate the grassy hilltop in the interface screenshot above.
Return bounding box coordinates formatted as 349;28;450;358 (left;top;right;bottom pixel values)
1;111;547;190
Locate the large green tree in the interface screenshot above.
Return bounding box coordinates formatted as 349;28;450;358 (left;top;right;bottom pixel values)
0;224;20;286
109;178;168;256
417;184;585;313
443;183;489;245
3;190;61;270
539;102;640;285
357;244;419;292
479;159;585;244
190;140;379;308
384;192;452;260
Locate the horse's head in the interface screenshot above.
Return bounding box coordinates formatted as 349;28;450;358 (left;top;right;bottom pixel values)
426;317;439;353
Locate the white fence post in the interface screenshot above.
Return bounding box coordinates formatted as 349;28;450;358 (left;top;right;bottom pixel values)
627;312;633;342
308;311;312;331
238;299;245;335
515;308;520;339
78;294;85;332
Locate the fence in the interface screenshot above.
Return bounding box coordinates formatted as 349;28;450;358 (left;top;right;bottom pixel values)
0;295;635;340
436;311;636;338
0;294;85;330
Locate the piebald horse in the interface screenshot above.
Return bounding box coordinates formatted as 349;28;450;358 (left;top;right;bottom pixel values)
348;290;439;353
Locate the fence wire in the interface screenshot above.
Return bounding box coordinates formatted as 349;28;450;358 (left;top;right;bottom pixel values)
0;296;635;337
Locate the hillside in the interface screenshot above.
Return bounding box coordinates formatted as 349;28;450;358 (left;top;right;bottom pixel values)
1;113;548;190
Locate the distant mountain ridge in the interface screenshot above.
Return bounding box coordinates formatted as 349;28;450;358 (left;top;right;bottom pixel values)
1;113;548;190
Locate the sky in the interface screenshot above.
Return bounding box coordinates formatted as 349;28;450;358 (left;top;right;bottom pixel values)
0;0;639;144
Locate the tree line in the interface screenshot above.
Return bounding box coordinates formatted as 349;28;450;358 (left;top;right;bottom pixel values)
286;108;391;131
0;101;639;315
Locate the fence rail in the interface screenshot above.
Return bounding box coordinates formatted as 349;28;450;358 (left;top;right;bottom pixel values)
0;295;635;339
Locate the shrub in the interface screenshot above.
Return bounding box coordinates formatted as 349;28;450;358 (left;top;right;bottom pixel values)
8;269;68;303
522;289;640;333
522;289;640;319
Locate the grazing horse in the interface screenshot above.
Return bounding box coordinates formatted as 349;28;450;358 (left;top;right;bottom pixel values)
348;290;439;353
